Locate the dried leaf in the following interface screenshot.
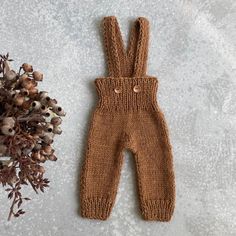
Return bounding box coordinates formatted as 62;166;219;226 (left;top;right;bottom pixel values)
24;197;31;201
8;192;13;199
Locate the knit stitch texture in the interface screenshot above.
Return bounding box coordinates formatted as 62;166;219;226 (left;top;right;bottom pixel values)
80;16;176;221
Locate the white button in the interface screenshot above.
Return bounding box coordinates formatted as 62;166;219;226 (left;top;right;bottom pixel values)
114;87;122;93
133;85;141;93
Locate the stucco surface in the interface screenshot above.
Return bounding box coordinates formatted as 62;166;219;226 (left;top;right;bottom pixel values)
0;0;235;235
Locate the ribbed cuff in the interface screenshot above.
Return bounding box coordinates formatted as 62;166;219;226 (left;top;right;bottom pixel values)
140;200;174;221
80;198;114;220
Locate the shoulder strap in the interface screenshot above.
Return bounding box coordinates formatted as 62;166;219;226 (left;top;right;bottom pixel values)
127;17;149;77
102;16;126;77
102;16;149;77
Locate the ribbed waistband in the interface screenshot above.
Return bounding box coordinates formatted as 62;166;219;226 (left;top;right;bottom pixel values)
94;77;158;112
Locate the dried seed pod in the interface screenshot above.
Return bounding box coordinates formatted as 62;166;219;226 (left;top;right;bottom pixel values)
0;144;7;155
53;126;62;135
32;71;43;81
9;90;17;97
31;152;41;161
41;96;51;105
4;70;17;81
12;93;20;102
48;98;57;107
34;143;42;151
40;104;47;111
51;117;62;126
31;79;37;87
19;74;29;83
31;101;41;110
39;91;48;99
20;88;29;96
21;80;34;90
28;87;38;96
38;165;45;173
2;117;15;127
48;154;57;161
41;145;53;155
8;175;18;185
39;155;46;162
44;115;52;123
42;133;54;144
22;100;31;110
45;123;53;133
32;152;46;162
36;126;44;136
32;134;40;139
52;106;66;116
42;108;51;117
1;125;15;136
14;95;25;106
22;63;33;72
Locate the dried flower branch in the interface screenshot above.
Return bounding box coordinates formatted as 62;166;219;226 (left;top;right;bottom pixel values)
0;53;65;220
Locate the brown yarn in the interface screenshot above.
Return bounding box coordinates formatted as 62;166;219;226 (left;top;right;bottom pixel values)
80;16;175;221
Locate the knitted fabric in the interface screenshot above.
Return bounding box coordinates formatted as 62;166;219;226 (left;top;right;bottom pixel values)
80;16;175;221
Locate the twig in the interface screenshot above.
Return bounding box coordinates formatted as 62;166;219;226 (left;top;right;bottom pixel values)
7;191;17;221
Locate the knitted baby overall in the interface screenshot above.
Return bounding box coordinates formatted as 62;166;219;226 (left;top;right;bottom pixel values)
80;16;175;221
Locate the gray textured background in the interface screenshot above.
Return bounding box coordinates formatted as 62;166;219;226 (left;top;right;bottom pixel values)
0;0;236;235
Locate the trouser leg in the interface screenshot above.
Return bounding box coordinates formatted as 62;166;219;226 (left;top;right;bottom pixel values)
80;110;124;220
131;111;175;221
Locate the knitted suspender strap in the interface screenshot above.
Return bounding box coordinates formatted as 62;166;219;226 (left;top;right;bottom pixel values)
103;16;126;77
102;16;149;77
128;17;149;77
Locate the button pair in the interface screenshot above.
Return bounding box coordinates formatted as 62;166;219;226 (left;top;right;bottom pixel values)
114;85;141;94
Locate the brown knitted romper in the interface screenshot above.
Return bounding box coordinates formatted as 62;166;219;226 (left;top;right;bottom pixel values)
80;16;175;221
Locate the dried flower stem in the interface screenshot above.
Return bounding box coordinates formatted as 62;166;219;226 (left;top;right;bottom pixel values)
0;53;65;220
7;190;17;221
